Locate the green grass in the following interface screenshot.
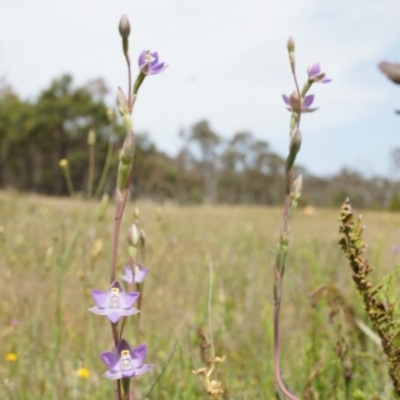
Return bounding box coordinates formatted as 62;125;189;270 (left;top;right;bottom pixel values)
1;190;400;399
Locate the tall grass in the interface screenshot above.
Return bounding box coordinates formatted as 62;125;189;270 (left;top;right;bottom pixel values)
1;190;399;398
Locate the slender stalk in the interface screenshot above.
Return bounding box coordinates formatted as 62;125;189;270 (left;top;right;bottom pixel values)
87;144;95;198
273;186;300;400
62;166;75;197
272;38;304;399
52;216;84;365
119;317;127;342
123;51;133;113
135;283;143;344
115;378;121;400
208;259;215;359
289;58;302;131
274;287;300;400
110;167;133;283
144;342;178;399
94;132;114;198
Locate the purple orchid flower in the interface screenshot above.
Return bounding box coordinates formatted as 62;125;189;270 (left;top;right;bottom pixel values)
307;63;331;83
121;264;149;285
138;50;167;75
282;91;318;113
100;339;153;380
88;280;140;323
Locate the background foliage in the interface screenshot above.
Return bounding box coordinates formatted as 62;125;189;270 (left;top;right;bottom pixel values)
1;75;399;209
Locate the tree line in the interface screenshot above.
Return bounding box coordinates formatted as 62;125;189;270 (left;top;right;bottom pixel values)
0;74;399;209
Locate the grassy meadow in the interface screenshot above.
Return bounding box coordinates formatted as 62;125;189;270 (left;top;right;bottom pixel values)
1;189;400;399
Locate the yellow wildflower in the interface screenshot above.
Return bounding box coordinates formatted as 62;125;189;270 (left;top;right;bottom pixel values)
77;367;90;379
6;353;17;361
59;159;68;168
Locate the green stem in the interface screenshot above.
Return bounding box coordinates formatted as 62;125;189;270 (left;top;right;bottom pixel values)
94;133;114;197
52;215;84;365
63;167;75;197
133;72;146;95
87;144;95;198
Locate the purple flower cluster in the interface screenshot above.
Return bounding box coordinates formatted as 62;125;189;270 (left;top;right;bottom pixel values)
282;63;331;112
89;278;153;380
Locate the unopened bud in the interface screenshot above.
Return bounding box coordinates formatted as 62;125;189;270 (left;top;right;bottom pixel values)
120;130;135;163
289;129;302;156
133;207;140;221
286;129;302;172
127;223;141;247
119;15;131;39
87;128;96;146
287;36;295;53
117;87;129;116
117;162;130;192
291;175;303;199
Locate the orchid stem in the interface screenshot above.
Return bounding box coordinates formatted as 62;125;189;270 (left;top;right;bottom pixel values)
272;46;303;399
110;167;133;283
123;51;133;113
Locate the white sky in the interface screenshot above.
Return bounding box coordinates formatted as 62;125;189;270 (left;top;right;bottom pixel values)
1;0;400;176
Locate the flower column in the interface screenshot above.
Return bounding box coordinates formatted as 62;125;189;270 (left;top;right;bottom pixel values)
87;14;166;400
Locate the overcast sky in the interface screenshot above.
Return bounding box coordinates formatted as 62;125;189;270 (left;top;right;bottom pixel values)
1;0;400;177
